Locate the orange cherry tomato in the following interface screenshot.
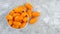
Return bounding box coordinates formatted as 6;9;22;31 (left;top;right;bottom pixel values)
6;15;13;20
8;20;13;26
13;21;21;26
14;16;23;21
32;12;40;17
19;22;26;28
12;25;19;29
27;10;32;17
25;2;32;10
30;17;37;24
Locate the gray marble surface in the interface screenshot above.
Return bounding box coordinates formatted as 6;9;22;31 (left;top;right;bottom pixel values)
0;0;60;34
